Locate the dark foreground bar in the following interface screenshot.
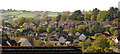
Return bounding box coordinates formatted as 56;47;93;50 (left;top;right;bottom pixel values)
0;46;82;54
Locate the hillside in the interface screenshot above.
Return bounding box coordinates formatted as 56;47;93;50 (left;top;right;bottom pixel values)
0;10;60;22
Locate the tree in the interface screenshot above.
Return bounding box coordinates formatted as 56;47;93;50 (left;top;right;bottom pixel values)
69;10;83;20
93;35;109;49
60;11;70;21
84;13;91;21
46;42;54;47
89;22;105;35
84;46;102;53
37;27;46;33
108;7;119;19
108;40;115;47
47;27;55;33
109;27;118;35
2;32;9;42
43;16;51;22
76;25;88;34
17;17;26;26
55;28;62;33
39;42;46;46
90;15;94;21
33;18;40;26
22;22;28;26
69;28;76;34
82;37;92;49
94;33;103;38
91;8;100;21
55;15;61;22
113;30;118;36
97;11;108;21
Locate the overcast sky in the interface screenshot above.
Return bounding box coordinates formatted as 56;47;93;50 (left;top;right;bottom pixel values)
0;0;120;12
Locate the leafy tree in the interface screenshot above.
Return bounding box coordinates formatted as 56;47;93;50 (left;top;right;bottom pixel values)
37;27;46;33
43;16;51;22
81;37;92;49
47;27;55;33
108;7;119;19
93;35;109;49
69;28;76;34
32;26;37;31
33;18;40;26
76;25;88;34
97;11;108;21
55;15;61;22
94;33;103;37
60;11;70;21
39;42;45;46
84;46;102;53
109;27;118;35
46;42;54;47
113;30;118;36
2;32;9;42
108;40;115;47
91;8;100;20
22;22;28;26
55;28;62;33
84;13;91;21
90;15;94;21
17;17;26;26
69;10;83;20
89;22;105;35
113;18;120;23
105;25;113;31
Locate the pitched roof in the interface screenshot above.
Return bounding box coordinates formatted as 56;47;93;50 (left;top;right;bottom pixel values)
18;38;32;46
6;40;17;46
75;32;80;36
79;34;86;40
59;36;66;43
104;31;110;35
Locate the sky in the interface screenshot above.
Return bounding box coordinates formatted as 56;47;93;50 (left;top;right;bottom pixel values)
0;0;120;12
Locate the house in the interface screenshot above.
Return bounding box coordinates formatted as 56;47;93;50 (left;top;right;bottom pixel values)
2;42;9;46
113;22;118;27
28;32;37;37
112;37;119;44
85;22;90;27
39;35;46;40
6;38;18;46
79;34;87;40
29;22;35;27
38;33;48;40
28;33;34;37
58;21;65;27
73;39;80;44
59;36;66;45
62;24;70;29
103;31;111;36
43;21;49;27
18;38;32;46
52;21;58;28
65;41;71;46
66;36;73;43
75;32;80;37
